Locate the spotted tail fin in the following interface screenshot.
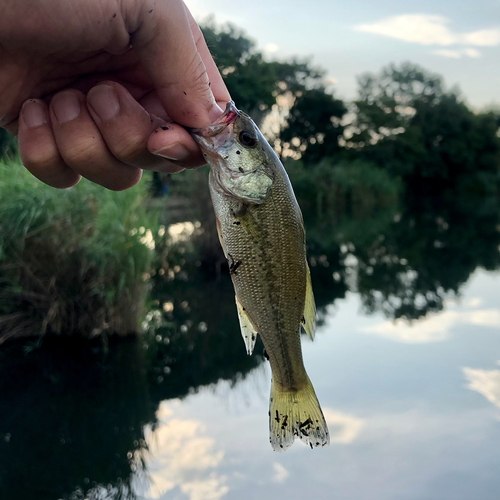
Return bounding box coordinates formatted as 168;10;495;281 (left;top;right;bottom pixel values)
269;376;329;452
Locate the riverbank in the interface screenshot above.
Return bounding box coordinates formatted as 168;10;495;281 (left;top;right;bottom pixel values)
0;159;157;343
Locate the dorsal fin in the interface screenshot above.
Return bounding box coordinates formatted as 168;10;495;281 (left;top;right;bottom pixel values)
235;295;258;355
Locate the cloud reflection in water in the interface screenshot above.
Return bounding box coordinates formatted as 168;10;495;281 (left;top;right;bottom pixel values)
463;364;500;410
139;401;229;500
359;309;500;344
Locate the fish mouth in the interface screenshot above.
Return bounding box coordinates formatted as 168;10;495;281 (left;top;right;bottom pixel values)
190;101;239;153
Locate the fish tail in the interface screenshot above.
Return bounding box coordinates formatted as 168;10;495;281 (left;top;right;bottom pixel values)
269;376;330;451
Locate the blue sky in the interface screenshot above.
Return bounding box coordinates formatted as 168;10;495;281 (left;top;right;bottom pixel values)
185;0;500;109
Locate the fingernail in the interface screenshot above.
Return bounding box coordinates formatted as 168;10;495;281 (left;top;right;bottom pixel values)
87;84;120;121
22;100;47;128
154;143;189;161
208;103;224;122
52;91;81;123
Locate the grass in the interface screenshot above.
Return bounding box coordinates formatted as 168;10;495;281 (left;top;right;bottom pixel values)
0;158;157;343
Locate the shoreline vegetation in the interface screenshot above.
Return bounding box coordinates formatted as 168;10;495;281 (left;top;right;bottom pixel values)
0;159;156;343
0;21;499;344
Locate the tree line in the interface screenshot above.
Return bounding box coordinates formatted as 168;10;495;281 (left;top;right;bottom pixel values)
2;20;499;324
200;21;500;191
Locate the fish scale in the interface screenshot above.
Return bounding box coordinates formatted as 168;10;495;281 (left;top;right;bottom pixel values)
211;171;308;391
191;101;329;451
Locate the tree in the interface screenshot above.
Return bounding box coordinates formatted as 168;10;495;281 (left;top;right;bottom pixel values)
279;88;346;165
350;63;500;194
201;21;325;123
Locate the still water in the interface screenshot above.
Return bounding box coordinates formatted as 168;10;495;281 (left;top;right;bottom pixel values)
1;194;500;500
137;270;500;500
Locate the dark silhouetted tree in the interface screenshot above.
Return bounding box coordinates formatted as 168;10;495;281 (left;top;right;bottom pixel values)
349;62;500;194
280;88;346;165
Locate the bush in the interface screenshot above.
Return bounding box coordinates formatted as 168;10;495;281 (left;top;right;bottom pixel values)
286;158;401;219
0;158;157;342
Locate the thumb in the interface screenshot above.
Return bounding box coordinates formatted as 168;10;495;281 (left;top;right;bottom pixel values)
125;0;229;128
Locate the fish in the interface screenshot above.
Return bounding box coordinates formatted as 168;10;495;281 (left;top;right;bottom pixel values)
190;101;329;451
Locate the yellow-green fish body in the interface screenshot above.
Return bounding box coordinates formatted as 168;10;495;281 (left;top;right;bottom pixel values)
191;102;329;451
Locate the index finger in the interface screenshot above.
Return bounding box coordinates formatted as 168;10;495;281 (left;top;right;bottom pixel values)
127;0;230;128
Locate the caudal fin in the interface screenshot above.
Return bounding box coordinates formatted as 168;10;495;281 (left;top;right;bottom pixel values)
269;377;329;452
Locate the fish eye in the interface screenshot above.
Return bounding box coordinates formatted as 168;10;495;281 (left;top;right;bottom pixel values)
238;130;257;148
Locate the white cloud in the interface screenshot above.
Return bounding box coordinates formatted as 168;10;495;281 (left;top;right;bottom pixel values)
433;49;462;59
466;297;483;308
356;15;456;46
462;29;500;47
463;365;500;410
360;309;500;344
463;48;481;58
433;47;482;59
181;475;229;500
355;14;500;48
272;462;289;483
323;409;365;443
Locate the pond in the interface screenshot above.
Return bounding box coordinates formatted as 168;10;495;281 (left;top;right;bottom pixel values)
1;192;499;500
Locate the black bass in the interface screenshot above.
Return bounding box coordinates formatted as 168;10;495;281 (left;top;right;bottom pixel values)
191;102;329;451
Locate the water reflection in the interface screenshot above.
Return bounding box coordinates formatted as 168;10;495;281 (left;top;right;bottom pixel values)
321;409;364;443
463;365;500;410
138;401;228;500
1;186;499;499
360;307;500;343
0;272;263;500
0;338;151;500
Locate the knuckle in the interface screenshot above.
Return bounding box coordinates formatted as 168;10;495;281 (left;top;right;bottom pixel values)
111;133;147;162
103;169;142;191
22;145;59;172
62;139;102;167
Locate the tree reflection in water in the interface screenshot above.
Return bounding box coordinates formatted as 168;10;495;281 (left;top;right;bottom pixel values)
1;184;499;500
0;267;263;500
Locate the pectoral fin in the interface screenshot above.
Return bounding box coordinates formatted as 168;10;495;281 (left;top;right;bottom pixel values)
235;296;258;355
301;263;316;341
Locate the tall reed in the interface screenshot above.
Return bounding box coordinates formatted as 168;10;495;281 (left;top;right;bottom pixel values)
0;158;157;342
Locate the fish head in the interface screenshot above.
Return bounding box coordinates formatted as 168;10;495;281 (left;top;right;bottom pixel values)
190;102;274;204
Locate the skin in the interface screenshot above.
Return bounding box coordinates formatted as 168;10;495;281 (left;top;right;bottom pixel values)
0;0;230;190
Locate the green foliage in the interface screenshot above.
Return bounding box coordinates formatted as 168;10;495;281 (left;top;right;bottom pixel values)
0;158;156;339
351;62;500;193
280;88;346;164
287;158;400;223
0;129;16;156
201;21;327;124
284;158;401;315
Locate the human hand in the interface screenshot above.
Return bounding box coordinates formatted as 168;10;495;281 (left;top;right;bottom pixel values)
0;0;230;189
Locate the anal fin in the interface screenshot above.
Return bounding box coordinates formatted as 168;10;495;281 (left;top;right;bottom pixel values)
301;262;316;340
235;296;258;355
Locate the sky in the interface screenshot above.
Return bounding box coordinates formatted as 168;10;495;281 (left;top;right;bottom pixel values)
185;0;500;110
